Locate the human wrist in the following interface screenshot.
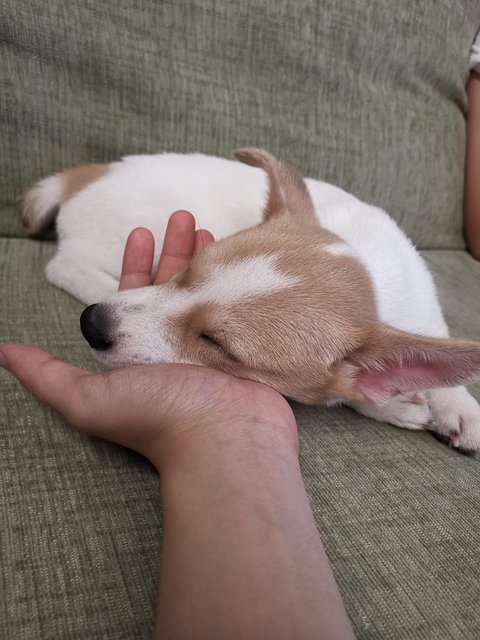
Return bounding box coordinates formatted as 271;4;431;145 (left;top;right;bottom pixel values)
150;400;299;475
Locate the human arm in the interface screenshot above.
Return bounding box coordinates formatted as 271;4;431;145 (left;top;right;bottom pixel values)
0;212;355;639
465;72;480;260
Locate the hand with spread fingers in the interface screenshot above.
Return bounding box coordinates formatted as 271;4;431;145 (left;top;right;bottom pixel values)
0;210;354;640
118;209;215;290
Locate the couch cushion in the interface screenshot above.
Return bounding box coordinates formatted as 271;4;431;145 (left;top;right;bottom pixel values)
1;1;480;247
1;238;480;638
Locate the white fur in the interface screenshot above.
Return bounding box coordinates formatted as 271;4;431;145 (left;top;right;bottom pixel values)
324;242;359;258
188;256;298;305
24;174;64;235
35;175;63;212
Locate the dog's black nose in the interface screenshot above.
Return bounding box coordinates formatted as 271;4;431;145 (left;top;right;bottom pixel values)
80;304;112;350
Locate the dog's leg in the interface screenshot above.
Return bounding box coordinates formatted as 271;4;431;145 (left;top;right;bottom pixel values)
347;392;431;431
45;255;119;305
424;386;480;457
349;387;480;458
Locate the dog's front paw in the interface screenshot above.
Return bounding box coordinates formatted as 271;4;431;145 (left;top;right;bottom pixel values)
426;386;480;457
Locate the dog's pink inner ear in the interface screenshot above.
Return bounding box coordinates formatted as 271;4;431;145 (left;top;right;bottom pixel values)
355;360;455;403
339;325;480;403
233;148;316;223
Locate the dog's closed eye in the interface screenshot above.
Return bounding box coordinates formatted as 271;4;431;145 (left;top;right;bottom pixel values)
199;332;240;362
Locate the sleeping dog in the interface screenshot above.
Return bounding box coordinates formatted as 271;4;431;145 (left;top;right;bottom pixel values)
19;149;480;456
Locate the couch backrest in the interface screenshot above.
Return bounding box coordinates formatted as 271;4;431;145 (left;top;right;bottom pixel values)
2;1;479;248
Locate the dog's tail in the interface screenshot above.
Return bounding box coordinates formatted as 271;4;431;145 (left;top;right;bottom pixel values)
18;163;110;237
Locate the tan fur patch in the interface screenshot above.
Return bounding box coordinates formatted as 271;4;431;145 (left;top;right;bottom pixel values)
234;148;316;224
165;218;378;403
18;163;111;235
61;163;110;202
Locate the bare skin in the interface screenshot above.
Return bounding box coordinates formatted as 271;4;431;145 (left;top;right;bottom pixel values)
0;211;355;639
465;72;480;260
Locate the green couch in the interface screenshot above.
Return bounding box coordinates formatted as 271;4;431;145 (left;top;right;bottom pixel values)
2;2;480;638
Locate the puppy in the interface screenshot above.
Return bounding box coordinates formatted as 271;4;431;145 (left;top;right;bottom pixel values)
19;149;480;456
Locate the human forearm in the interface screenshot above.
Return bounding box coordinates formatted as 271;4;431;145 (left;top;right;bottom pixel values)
0;214;355;639
154;417;355;640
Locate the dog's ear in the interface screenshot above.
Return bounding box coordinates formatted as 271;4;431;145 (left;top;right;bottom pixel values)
325;324;480;403
234;148;315;223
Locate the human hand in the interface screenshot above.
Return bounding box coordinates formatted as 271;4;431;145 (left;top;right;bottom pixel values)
0;211;296;469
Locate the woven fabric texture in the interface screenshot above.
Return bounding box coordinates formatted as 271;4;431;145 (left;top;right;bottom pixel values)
1;239;480;638
1;0;480;246
3;1;480;638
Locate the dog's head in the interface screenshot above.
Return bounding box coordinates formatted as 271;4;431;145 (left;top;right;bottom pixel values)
81;149;480;403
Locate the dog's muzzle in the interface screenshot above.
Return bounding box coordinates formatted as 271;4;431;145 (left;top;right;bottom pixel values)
80;303;113;350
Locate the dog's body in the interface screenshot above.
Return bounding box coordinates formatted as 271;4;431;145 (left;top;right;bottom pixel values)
22;152;445;337
20;150;480;456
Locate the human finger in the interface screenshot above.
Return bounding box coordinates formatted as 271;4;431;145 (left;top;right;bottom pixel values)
155;210;196;284
0;343;169;457
0;344;95;427
194;229;215;254
118;227;155;291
